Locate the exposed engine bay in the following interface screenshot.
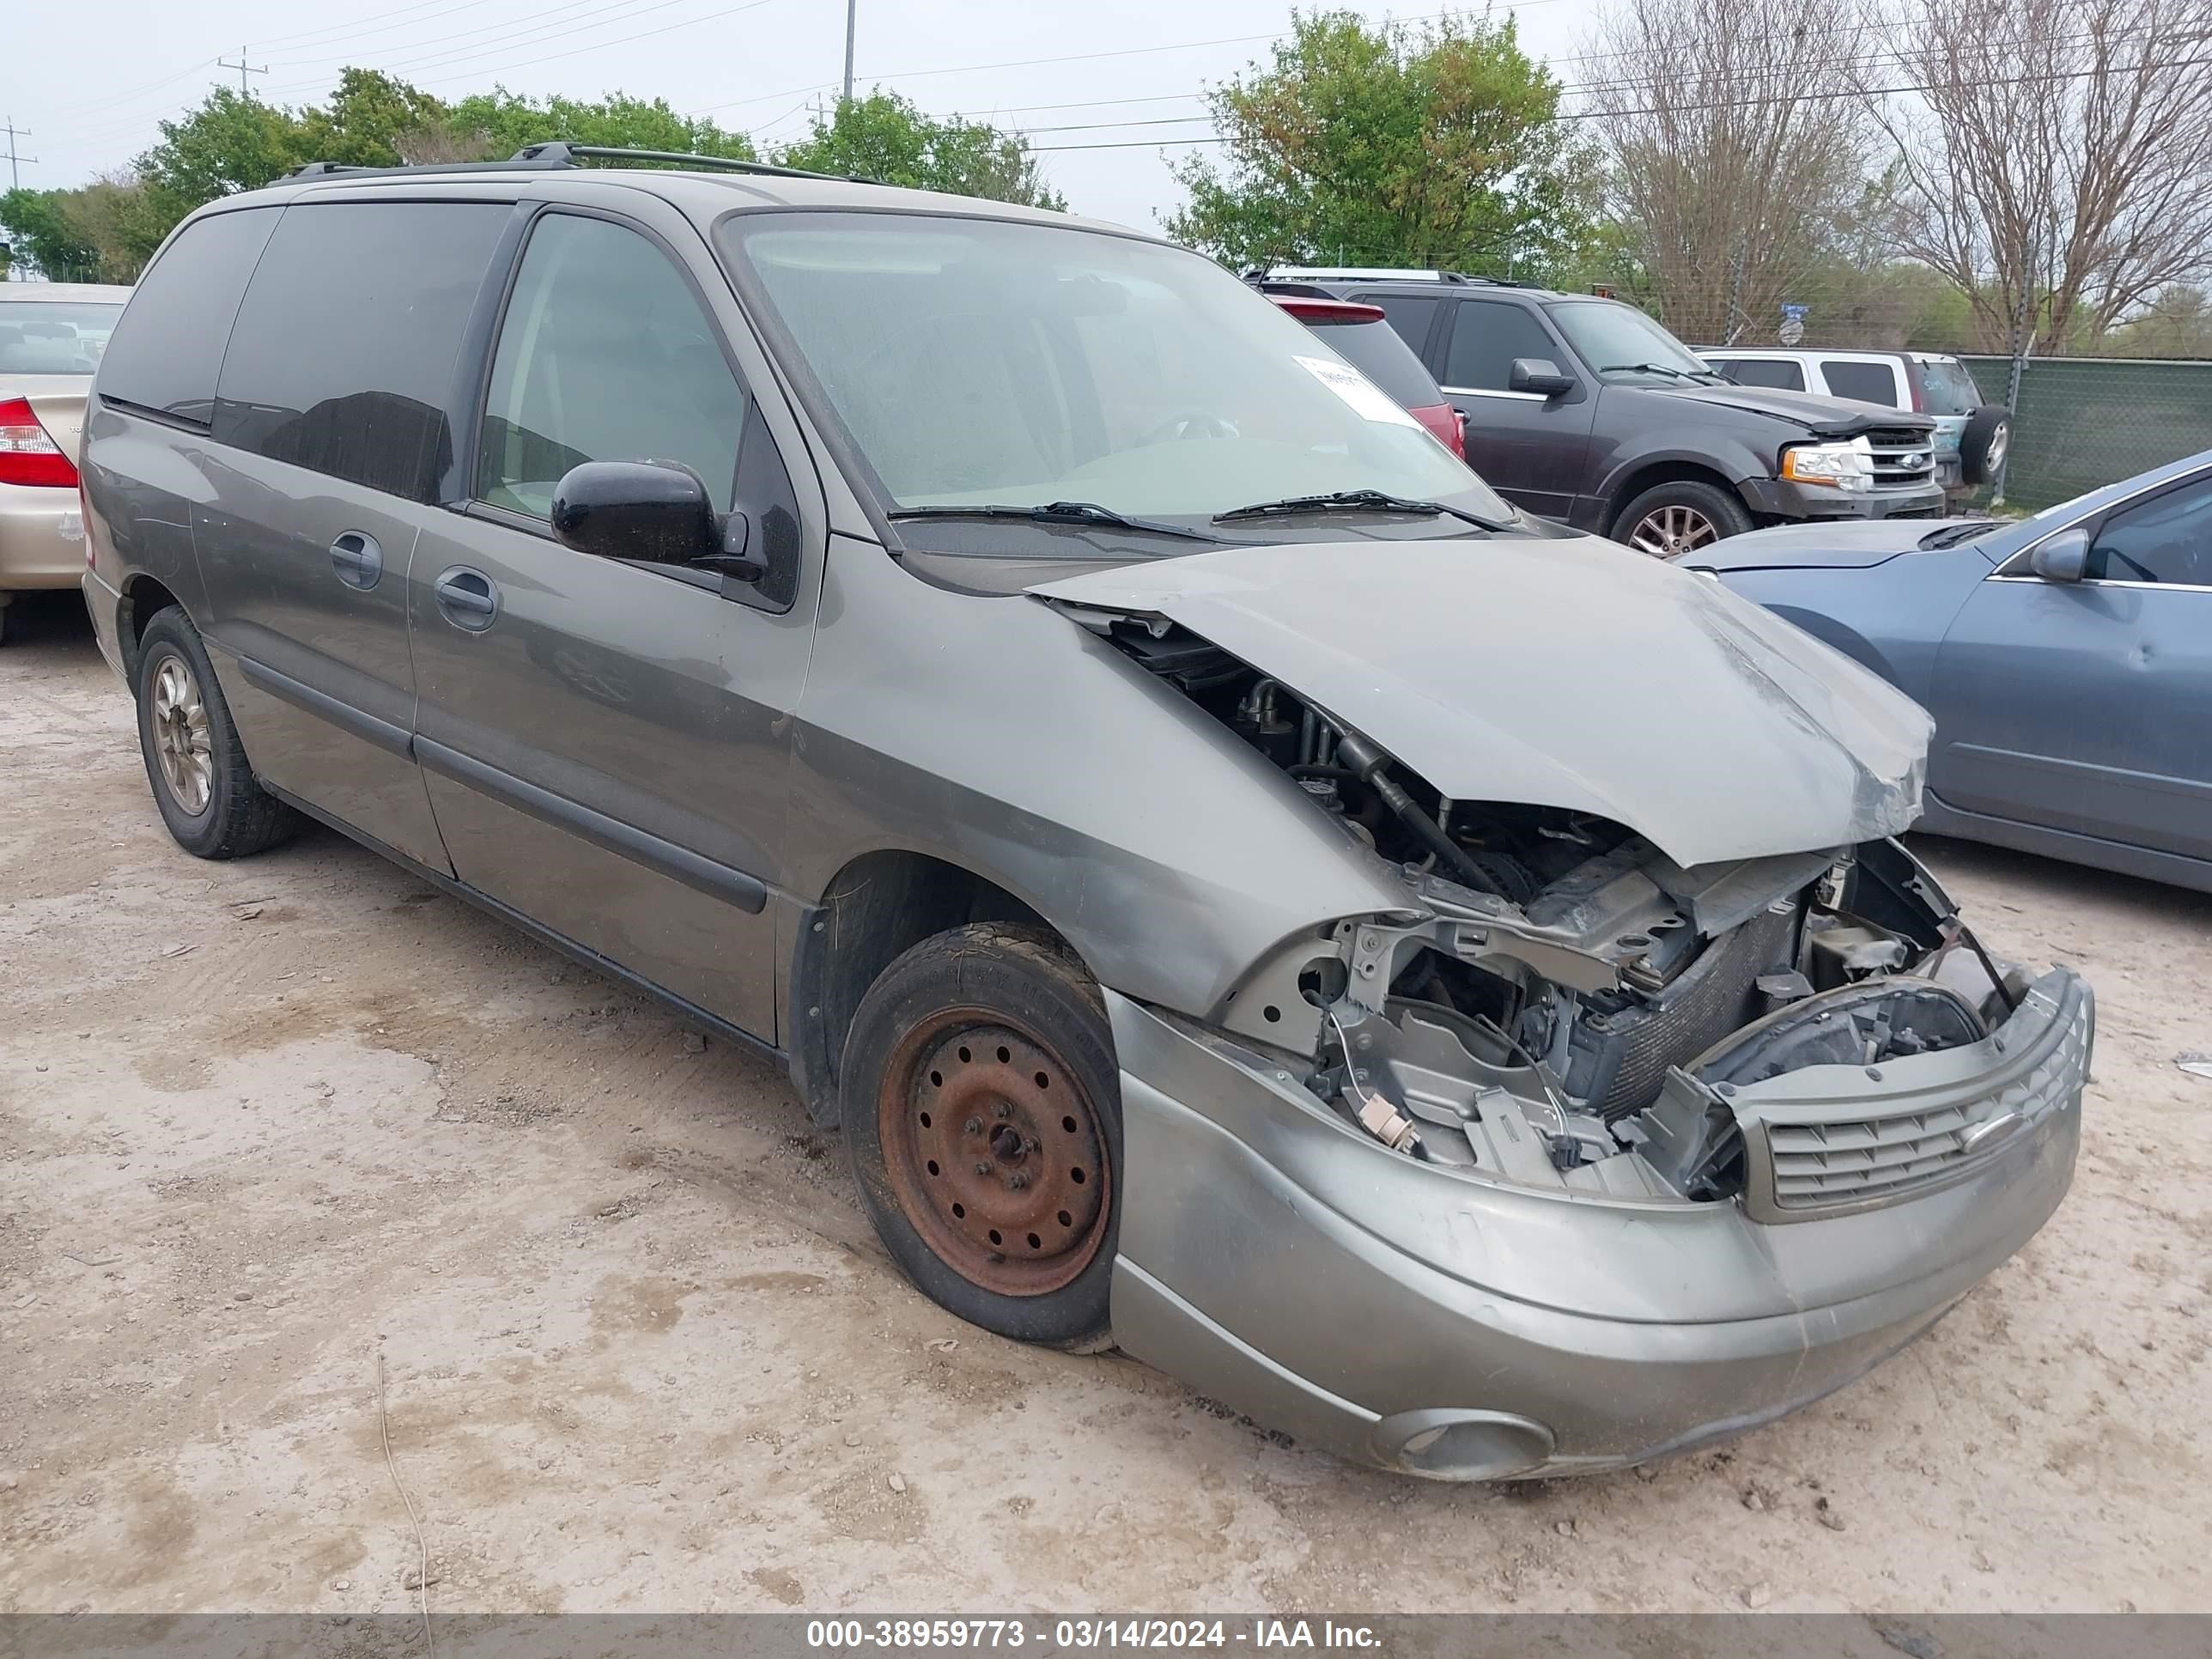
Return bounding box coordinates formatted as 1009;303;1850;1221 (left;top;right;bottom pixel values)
1101;614;2030;1203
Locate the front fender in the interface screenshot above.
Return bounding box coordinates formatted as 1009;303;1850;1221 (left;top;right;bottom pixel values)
1593;430;1775;507
782;537;1412;1022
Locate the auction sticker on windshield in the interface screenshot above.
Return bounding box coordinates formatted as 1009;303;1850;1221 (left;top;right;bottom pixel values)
1295;354;1419;427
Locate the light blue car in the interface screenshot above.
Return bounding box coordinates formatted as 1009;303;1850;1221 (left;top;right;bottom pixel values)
1698;450;2212;892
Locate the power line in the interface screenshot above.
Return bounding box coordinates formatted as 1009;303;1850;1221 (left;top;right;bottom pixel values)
262;0;631;70
253;0;459;52
686;3;1566;118
1021;48;2212;150
257;0;713;94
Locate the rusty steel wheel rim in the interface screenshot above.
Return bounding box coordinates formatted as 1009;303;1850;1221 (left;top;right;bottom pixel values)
878;1011;1109;1296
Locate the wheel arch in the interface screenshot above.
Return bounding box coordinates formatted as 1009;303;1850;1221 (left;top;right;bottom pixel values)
787;846;1061;1127
118;574;185;683
1603;455;1752;529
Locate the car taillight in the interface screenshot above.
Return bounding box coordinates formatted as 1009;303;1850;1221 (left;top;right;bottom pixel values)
0;397;78;488
1906;365;1925;413
1410;404;1464;459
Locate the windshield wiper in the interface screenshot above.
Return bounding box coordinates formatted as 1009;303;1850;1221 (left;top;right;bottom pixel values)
1597;362;1717;383
1212;488;1513;532
1917;520;2000;549
886;500;1215;542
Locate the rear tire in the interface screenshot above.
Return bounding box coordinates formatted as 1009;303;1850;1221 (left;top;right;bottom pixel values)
1959;405;2011;487
841;922;1120;1352
134;608;299;860
1609;479;1754;558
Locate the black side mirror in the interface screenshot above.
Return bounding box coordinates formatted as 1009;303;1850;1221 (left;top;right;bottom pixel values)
1508;357;1575;398
2027;526;2089;584
552;460;717;566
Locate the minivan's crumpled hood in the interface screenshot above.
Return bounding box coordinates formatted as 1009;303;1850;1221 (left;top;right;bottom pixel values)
1032;534;1934;868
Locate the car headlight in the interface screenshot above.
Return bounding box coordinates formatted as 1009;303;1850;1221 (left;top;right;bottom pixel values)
1781;437;1875;492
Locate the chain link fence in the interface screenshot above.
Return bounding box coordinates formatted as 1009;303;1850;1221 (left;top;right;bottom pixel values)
1954;354;2212;511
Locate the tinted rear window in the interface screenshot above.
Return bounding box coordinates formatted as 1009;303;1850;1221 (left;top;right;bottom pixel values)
1357;293;1443;362
1820;360;1900;406
1917;358;1984;414
95;209;279;424
1713;357;1802;392
215;201;510;502
1303;315;1443;408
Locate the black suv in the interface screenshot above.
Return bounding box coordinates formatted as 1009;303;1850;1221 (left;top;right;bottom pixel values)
1258;269;1945;556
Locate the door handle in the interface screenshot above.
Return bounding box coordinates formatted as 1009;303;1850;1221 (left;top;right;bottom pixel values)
434;566;498;631
330;531;384;591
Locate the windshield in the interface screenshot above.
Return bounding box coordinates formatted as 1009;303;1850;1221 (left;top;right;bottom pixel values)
1546;301;1718;386
720;213;1504;533
0;301;124;374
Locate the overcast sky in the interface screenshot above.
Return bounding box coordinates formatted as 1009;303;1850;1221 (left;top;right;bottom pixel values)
4;0;1609;232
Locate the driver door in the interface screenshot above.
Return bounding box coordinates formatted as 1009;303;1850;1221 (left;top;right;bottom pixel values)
1432;298;1594;520
406;205;818;1041
1925;467;2212;861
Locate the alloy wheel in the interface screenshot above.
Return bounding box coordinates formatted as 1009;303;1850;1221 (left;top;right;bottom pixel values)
149;653;214;816
1629;503;1722;559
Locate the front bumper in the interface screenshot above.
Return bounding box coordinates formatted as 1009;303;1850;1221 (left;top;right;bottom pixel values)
0;483;86;592
1105;968;2089;1479
1742;476;1946;524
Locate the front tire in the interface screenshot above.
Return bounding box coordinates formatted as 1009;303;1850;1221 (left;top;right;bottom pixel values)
1610;479;1754;558
842;922;1120;1351
134;608;299;860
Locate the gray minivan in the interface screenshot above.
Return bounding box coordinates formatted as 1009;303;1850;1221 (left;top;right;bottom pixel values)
81;149;2090;1480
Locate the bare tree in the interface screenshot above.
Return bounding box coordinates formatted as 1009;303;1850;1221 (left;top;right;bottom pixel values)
1861;0;2212;351
1580;0;1885;344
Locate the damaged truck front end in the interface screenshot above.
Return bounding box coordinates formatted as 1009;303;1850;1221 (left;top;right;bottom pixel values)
1036;539;2092;1478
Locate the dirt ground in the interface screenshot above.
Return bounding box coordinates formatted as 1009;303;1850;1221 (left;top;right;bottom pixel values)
2;586;2208;1616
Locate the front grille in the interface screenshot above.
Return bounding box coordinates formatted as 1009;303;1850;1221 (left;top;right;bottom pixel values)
1758;981;2092;1212
1862;425;1936;489
1769;1101;1988;1205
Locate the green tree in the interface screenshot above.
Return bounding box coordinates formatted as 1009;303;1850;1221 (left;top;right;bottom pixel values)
775;92;1064;208
435;89;756;162
0;185;100;279
1165;10;1596;279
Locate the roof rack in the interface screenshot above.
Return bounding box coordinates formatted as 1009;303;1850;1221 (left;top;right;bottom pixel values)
1257;264;1534;288
277;142;880;186
508;141;877;182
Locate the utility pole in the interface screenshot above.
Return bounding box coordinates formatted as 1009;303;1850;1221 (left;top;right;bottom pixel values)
217;46;267;98
1;117;34;191
842;0;856;106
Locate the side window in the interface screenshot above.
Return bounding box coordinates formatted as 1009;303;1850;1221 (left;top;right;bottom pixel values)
1728;357;1807;392
477;214;748;520
1820;360;1900;407
1358;293;1442;362
95;208;280;425
2087;474;2212;586
216;202;510;501
1443;300;1565;392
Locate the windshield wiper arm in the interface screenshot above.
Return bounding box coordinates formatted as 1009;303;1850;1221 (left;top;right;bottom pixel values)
1213;488;1513;533
1917;520;1997;549
1597;361;1712;382
886;500;1215;542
